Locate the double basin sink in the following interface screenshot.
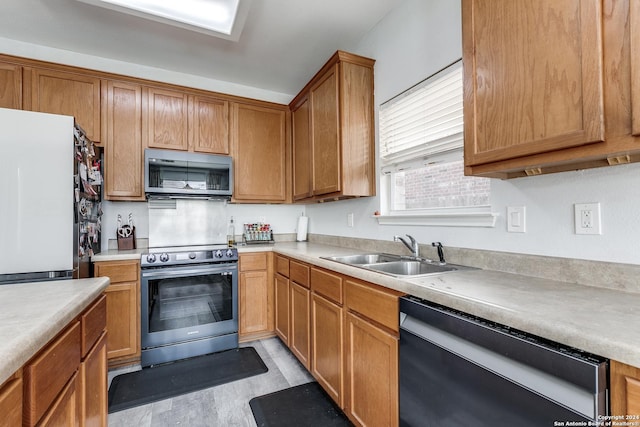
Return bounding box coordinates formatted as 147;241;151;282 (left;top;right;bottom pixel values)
322;253;474;277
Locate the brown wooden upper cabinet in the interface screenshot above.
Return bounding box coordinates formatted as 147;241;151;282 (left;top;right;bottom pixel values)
290;51;375;202
189;95;229;154
27;68;101;142
145;87;189;151
0;62;22;109
230;102;289;203
102;80;145;201
463;0;640;178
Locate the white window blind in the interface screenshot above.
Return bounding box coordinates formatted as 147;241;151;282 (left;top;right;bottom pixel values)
380;60;463;173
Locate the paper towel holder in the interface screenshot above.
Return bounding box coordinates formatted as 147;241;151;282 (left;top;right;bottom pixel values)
296;213;308;242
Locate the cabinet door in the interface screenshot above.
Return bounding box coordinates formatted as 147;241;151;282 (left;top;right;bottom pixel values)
0;372;22;427
80;332;107;427
239;270;269;334
345;312;398;427
189;95;229;154
611;360;640;417
103;80;144;200
104;282;139;360
290;281;310;369
29;68;101;141
38;373;80;427
310;64;341;195
231;102;287;202
463;0;604;167
274;273;290;344
0;62;22;109
292;96;312;200
311;293;343;407
146;87;188;150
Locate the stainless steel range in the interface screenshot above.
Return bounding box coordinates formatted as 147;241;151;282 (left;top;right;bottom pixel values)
140;245;238;367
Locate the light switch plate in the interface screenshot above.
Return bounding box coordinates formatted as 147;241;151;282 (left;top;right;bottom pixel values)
574;203;601;235
507;206;526;233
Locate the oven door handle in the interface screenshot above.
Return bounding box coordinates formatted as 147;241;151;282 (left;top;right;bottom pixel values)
141;267;235;279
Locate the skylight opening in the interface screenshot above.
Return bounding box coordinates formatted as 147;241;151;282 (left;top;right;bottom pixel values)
76;0;250;41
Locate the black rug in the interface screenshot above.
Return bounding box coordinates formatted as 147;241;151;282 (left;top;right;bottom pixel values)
108;347;268;413
250;382;353;427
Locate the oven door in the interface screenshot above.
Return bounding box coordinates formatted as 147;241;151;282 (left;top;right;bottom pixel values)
140;263;238;350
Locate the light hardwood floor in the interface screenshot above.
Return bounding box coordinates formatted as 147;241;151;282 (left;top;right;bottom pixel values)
107;337;314;426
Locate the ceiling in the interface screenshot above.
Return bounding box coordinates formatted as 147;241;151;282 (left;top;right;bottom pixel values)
0;0;403;99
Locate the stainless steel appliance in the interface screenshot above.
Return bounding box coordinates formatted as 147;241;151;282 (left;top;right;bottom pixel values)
140;245;238;367
145;148;233;199
0;108;101;285
399;296;608;426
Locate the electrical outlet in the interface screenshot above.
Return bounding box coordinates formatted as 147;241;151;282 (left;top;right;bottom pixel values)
574;203;601;235
347;213;354;227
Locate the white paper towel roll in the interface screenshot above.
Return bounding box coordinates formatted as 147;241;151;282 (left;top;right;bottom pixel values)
296;215;309;241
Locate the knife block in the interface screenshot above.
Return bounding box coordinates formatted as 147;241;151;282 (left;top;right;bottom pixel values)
117;226;136;250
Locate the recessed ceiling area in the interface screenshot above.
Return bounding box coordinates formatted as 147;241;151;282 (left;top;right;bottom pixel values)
75;0;251;41
0;0;403;100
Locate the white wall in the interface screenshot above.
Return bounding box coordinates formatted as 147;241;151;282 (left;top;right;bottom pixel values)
306;0;640;266
102;200;304;249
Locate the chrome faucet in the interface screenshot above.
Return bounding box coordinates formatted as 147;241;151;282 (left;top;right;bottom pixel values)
394;234;420;258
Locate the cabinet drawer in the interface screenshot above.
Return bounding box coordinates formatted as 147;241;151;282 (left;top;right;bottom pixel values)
94;260;139;283
0;371;22;427
81;294;107;357
290;261;310;288
240;253;268;271
345;279;402;333
311;267;343;304
275;255;290;277
24;321;81;426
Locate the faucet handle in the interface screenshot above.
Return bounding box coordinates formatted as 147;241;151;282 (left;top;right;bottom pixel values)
406;234;417;245
432;242;445;264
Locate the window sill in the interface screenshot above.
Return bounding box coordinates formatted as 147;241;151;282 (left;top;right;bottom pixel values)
373;211;498;227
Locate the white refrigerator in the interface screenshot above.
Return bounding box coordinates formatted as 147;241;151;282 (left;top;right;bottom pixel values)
0;108;77;283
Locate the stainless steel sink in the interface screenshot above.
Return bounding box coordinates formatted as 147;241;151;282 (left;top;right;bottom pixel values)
321;253;474;277
323;253;400;265
363;260;457;276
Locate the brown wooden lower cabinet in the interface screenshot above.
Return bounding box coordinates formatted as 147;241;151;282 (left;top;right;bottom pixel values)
345;312;398;427
94;260;140;367
311;292;344;407
0;370;22;426
38;372;80;427
274;255;402;425
290;281;310;369
19;294;107;427
274;273;290;344
239;252;275;342
80;332;108;427
611;360;640;416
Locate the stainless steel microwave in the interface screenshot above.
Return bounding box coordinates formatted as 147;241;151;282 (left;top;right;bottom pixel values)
144;148;233;199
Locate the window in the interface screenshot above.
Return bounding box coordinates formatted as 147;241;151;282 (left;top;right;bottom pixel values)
378;60;495;227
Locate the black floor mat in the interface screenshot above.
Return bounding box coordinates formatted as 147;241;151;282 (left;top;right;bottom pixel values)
108;347;267;413
250;382;353;427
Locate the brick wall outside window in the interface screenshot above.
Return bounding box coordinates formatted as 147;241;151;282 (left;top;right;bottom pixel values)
393;160;490;210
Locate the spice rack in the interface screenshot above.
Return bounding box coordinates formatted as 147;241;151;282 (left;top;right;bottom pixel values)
243;223;273;244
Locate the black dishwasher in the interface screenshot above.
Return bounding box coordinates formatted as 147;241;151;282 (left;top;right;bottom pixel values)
399;296;608;427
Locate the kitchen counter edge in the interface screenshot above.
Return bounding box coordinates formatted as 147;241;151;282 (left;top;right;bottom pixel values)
0;277;110;385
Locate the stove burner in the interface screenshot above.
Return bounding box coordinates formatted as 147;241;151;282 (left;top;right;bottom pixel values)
141;245;238;267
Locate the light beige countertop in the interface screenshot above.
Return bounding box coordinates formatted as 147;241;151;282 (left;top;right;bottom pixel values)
0;277;110;385
92;241;640;367
272;242;640;368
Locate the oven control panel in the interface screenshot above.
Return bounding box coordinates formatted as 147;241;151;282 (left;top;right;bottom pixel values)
141;247;238;267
